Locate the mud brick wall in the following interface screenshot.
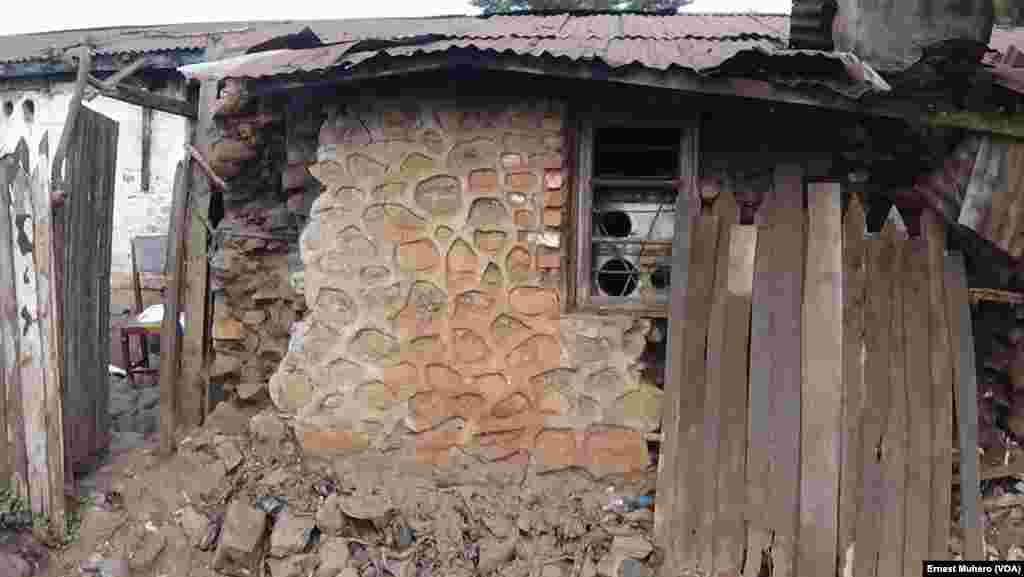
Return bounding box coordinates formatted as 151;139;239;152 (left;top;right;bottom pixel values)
264;95;663;477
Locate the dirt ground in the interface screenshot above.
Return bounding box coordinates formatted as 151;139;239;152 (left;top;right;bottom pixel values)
20;399;659;577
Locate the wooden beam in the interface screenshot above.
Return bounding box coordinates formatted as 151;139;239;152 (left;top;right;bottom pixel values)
0;157;25;500
180;41;221;429
159;162;188;454
800;181;843;577
85;75;195;119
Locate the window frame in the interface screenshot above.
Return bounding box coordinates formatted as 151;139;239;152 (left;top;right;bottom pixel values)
568;110;699;317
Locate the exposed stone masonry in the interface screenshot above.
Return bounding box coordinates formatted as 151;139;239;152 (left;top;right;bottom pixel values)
262;96;663;476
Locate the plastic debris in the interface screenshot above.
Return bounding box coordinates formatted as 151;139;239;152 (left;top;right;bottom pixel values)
256;495;286;516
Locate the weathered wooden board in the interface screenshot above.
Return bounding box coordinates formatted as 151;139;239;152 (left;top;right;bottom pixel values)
854;232;894;577
181;69;219;428
838;192;866;576
0;155;21;493
697;188;737;575
925;211;953;561
799;181;842;577
160;162;189;454
654;122;697;547
878;236;907;577
712;224;756;577
947;251;983;560
672;211;721;577
62;106;118;473
744;164;804;577
903;238;933;575
9;149;52;516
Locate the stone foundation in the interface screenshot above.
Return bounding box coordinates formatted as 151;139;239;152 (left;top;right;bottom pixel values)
264;95;663;477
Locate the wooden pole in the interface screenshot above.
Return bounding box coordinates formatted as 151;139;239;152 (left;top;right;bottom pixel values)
159;163;188;454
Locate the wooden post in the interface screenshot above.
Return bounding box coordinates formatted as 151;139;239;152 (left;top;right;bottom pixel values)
947;251;982;560
799;181;843;577
0;157;23;496
180;38;222;428
159;162;189;455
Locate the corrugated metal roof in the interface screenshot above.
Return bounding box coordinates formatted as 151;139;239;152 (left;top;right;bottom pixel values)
179;14;891;100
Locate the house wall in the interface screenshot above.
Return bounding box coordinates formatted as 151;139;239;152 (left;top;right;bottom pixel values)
208;90;661;477
0;82;189;312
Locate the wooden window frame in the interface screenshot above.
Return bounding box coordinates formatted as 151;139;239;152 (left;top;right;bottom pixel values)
568;110;699;317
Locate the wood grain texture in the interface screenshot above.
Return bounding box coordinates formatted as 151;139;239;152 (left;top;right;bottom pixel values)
0;157;22;495
674;212;721;576
799;182;842;577
697;188;737;575
838;193;866;577
924;212;952;561
181;68;219;428
33;139;66;530
160;162;188;455
878;236;907;577
854;232;894;577
744;164;804;577
903;238;933;575
712;225;756;577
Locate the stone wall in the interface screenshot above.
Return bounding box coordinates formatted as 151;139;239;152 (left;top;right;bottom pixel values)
265;94;663;477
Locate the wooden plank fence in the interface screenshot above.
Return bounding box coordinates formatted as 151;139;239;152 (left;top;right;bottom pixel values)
0;105;119;530
657;165;963;577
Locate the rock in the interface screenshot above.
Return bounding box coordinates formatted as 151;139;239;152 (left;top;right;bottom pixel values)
206;402;251;436
108;391;137;417
268;554;319;577
269;509;316;557
238;381;268;401
316;494;347;536
478;538;516;574
80;556;130;577
337;492;394;520
0;552;30;577
316;537;351;577
216;438;245;472
610;536;653;559
213;500;268;576
543;564;567;577
250;411;288;443
180;506;209;548
618;559;651;577
137;387;160;410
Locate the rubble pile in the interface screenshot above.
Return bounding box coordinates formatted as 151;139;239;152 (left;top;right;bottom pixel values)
53;401;660;577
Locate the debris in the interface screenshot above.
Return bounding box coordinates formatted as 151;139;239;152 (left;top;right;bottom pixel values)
129;529;168;570
618;559;652;577
250;412;288;444
216;438;246;472
316;494;347;536
314;479;337;498
202;512;225;551
213;500;268;577
337;492;394;521
0;552;31;577
396;524;415;550
270;510;316;558
80;556;130;577
477;538;516;573
180;506;210;549
604;495;654;514
108;364;128;377
610;536;653;559
257;495;287;516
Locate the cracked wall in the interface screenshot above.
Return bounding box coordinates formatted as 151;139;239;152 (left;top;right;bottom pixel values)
264;95;661;477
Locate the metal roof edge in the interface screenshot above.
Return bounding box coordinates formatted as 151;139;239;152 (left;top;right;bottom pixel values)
0;49;206;80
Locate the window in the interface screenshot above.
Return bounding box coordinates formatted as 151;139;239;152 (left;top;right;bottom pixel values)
571;115;696;314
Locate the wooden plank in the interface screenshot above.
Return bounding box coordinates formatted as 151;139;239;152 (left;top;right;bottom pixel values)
0;157;19;490
877;236;907;577
8;145;52;516
799;181;843;577
696;187;737;575
159;162;188;455
180;70;218;427
32;138;66;530
742;164;804;577
854;233;894;577
838;192;867;576
712;224;756;577
903;238;933;574
925;211;953;562
653;125;696;545
947;252;983;560
672;212;721;576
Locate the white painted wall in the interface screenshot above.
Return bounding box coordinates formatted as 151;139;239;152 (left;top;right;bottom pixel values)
0;82;188;274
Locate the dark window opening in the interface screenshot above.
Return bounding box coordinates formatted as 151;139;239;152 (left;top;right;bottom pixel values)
22;99;34;124
3;101;12;117
597;257;639;297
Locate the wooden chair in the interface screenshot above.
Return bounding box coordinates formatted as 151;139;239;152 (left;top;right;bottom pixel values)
120;235;168;386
